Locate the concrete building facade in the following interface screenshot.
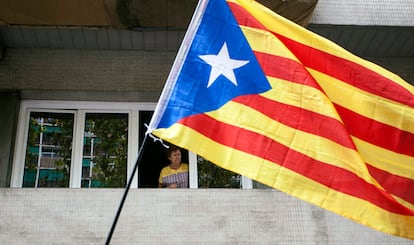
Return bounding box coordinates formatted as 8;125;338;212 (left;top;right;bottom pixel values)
0;0;413;244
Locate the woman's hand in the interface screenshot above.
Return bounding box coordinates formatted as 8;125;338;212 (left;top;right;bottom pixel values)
167;183;178;188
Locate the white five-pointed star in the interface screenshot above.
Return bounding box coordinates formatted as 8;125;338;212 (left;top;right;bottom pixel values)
199;42;249;88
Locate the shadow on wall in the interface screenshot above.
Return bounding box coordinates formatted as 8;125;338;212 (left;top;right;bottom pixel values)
0;0;318;29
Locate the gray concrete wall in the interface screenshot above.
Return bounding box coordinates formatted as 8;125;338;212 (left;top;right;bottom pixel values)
0;189;412;244
311;0;414;26
0;92;19;187
0;49;413;103
0;48;176;102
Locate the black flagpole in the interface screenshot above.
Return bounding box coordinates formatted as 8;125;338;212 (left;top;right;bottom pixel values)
105;133;150;244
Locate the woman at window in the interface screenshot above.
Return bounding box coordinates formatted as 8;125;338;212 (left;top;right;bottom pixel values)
158;146;189;188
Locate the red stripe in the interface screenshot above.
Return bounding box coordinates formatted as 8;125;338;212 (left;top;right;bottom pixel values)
335;104;414;157
228;2;414;108
229;2;414;155
227;3;321;90
228;2;266;30
233;94;356;149
275;34;414;108
178;113;414;215
368;164;414;206
254;51;322;91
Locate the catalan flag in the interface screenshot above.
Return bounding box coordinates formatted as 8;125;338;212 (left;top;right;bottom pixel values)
148;0;414;239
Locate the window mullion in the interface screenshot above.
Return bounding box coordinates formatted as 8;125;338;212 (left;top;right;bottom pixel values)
128;110;139;188
189;151;198;189
241;176;253;189
10;103;30;187
70;110;85;188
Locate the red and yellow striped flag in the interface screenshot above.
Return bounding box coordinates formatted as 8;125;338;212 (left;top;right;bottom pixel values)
148;0;414;239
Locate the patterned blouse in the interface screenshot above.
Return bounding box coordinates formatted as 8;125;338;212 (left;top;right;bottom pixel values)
158;163;189;188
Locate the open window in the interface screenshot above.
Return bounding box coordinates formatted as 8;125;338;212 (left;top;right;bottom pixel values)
137;111;189;188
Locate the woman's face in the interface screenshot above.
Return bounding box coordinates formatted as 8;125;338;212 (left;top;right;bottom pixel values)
169;149;181;166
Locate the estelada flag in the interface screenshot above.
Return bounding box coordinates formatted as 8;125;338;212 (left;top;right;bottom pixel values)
148;0;414;239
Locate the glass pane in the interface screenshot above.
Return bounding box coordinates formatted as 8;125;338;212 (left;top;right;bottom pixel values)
81;113;128;188
23;112;74;187
197;156;240;188
253;180;271;189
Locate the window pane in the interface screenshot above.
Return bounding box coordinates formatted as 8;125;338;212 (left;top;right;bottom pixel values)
23;112;74;187
253;180;271;189
197;156;240;188
81;113;128;188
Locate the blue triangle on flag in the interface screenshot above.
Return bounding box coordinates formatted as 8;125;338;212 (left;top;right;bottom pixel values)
158;0;270;129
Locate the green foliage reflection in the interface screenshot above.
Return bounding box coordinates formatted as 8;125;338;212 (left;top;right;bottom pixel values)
197;157;240;188
24;113;73;187
83;114;127;188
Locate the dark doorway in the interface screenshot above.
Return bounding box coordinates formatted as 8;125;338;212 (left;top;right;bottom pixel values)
138;111;188;188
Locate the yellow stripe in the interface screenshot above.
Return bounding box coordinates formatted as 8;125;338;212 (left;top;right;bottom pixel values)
393;195;414;212
204;99;381;187
309;69;414;134
353;137;414;180
231;0;414;95
240;25;343;121
153;124;414;239
264;77;342;121
233;1;414;133
240;25;298;61
240;16;342;122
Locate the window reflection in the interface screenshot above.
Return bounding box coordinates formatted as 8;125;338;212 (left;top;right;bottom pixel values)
197;156;240;188
81;113;128;188
253;180;271;189
23;112;74;187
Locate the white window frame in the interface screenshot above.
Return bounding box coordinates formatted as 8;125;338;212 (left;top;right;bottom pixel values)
11;100;252;189
11;107;78;188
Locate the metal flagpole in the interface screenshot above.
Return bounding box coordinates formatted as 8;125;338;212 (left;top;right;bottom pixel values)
104;0;208;243
105;133;150;244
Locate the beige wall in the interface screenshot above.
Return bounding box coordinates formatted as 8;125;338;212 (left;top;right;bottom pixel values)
0;188;412;244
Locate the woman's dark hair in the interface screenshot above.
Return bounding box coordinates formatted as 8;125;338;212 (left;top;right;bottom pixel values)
166;145;181;157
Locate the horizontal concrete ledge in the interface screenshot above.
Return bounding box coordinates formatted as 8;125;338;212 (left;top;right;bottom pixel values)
19;89;161;102
0;188;411;244
311;0;414;26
